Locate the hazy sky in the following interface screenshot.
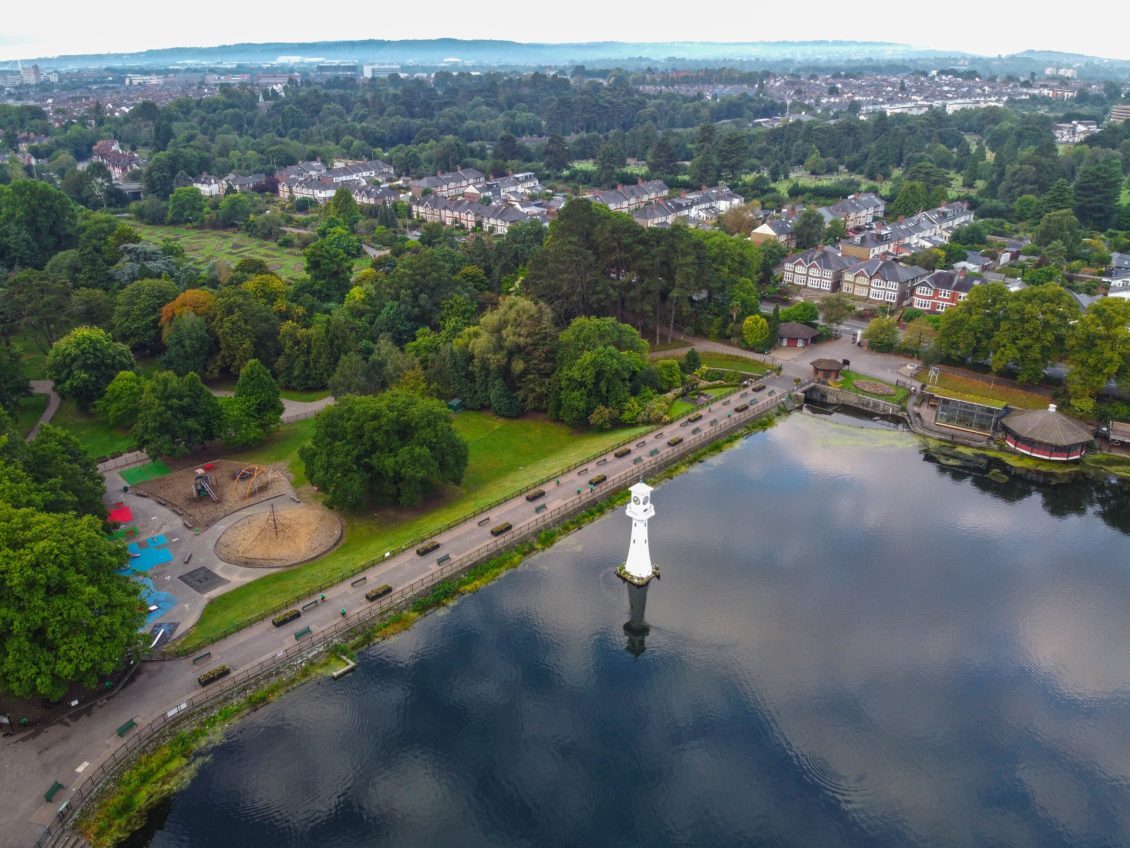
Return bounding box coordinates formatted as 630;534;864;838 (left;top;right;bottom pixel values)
1;0;1125;63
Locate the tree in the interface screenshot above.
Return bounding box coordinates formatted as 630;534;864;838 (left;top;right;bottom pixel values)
218;396;266;449
46;327;134;409
159;289;215;334
824;218;846;245
300;391;468;509
888;180;928;218
990;284;1077;383
5;269;73;353
165;186;205;225
792;208;826;250
160;312;215;377
113;278;179;351
1073;152;1123;230
325;187;361;231
234;358;283;433
0;345;30;411
303;238;354;303
819;292;855;327
1034;209;1081;255
1042;178;1075;214
208;287;280;378
936;282;1010;363
543;134;570;173
0;502;142;699
863;316;900;352
94;370;145;429
218;193;253;228
682;349;701;374
655;359;683;391
21;424;106;519
742;314;771;350
901;317;939;358
134;371;222;458
0;180;78;270
1066;298;1130;414
780;301;819;325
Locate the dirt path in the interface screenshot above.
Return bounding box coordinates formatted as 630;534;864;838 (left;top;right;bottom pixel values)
26;380;60;440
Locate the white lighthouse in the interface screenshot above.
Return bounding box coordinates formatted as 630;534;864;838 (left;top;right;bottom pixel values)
618;481;659;586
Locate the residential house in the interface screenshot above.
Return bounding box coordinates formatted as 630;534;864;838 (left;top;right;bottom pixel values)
410;195;480;229
633;201;679;228
911;269;978;313
840;229;900;261
588;179;669;212
840;258;928;306
226;173;268;193
90;139;145;181
750;218;796;248
1102;252;1130;290
192;173;226;197
821;192;885;229
952;251;993;273
481;204;541;235
351;185;399;207
777;321;820;348
782;246;856;292
409;168;486;198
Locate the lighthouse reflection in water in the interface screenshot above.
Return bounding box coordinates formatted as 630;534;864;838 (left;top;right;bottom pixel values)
618;481;660;657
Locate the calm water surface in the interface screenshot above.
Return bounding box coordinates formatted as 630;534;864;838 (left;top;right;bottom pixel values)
142;412;1130;848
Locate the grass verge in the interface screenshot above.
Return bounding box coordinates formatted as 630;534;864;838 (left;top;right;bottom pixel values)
13;394;47;437
698;352;773;375
933;370;1050;410
51;399;137;459
837;370;909;405
122;462;172;485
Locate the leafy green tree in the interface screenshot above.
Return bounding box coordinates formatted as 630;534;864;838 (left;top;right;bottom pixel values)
936;282;1010;363
46;326;134;409
134;371;222;458
1042;178;1075;214
22;424;106;519
70;288;114;329
900;317;939;358
888;180;928;218
218;396;266;449
0;345;30;411
793;208;825;250
742;314;771;350
218;193;253;228
300;391;468;509
161;312;215;376
1073;152;1123;229
1066;298;1130;414
112;278;179;351
682;348;702;374
1035;209;1081;255
165;186;205;225
656;358;683;391
780;301;819;325
990;284;1077;383
207;287;280;378
5;269;74;353
543;134;570;173
325;187;361;231
863;316;900;352
455;296;556;412
302;237;354;303
234;358;283;433
94;370;145;429
0;180;78;269
804;146;825;175
0;502;142;699
555;344;643;428
819;292;856;327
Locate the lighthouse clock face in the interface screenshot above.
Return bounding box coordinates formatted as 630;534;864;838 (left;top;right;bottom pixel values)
632;496;640;505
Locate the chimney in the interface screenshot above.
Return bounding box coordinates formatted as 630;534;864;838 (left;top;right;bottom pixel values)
1048;403;1057;413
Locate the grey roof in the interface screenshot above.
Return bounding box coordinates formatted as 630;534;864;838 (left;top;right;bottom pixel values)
921;270;977;294
810;358;844;370
786;246;856;273
778;321;819;339
1003;407;1092;447
845;257;927;283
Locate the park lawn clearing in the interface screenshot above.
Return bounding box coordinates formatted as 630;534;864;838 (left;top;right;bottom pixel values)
838;370;909;405
130;223;310;279
177;411;649;649
122;461;172;485
280;387;332;402
13;394;47;437
698;352;773;376
51;399;137;459
13;332;48;379
932;370;1050;410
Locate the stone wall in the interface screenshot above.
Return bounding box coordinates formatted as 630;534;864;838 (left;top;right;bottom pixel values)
803;385;905;418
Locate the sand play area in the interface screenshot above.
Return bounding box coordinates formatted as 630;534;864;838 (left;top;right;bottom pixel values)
133;459;293;528
215;505;343;568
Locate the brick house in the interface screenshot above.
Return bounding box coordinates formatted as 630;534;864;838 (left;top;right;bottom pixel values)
910;269;978;312
840;258;928;306
781;246;855;292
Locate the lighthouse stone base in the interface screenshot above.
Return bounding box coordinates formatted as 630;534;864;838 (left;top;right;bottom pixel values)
616;562;660;586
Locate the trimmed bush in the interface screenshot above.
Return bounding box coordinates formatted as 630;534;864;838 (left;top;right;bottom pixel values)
271;609;300;628
365;584;393;601
490;522;513;536
197;665;231;686
416;540;440;556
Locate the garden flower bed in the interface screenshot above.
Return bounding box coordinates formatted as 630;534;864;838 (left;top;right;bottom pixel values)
197;665;231;687
614;447;632;458
667;437;684;447
416;540;440;556
365;584;393;602
271;609;301;628
588;474;607;485
524;489;546;502
490;522;513;536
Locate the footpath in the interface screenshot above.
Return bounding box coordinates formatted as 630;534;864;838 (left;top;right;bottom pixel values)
6;371;805;848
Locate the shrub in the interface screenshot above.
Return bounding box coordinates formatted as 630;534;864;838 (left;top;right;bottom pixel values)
365;584;393;601
271;609;301;628
197;665;231;686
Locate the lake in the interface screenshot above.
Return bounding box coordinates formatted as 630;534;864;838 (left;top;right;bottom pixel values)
138;411;1130;848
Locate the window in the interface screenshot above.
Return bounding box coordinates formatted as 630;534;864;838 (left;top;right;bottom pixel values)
886;291;897;302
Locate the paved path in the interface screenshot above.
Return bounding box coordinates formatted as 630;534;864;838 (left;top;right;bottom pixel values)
26;381;61;440
3;376;801;848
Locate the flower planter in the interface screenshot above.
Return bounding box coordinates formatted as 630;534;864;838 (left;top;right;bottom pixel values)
588;474;607;486
271;609;301;628
525;489;546;502
365;584;393;602
416;540;440;556
613;448;632;458
490;522;513;536
734;403;750;412
197;665;231;687
667;437;684;447
687;413;703;422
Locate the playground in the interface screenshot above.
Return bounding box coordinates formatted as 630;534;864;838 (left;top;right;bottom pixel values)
131;459;293;529
215;505;343;568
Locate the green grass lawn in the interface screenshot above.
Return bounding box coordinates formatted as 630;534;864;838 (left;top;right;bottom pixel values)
698;352;773;376
280;388;332;402
51;399;137;459
12;394;47;436
178;411;649;649
13;333;48;379
650;340;692;354
837;370;909;405
130;223;314;279
121;461;171;485
667;385;736;417
932;370;1049;410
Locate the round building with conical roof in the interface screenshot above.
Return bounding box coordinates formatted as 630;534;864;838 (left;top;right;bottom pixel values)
1001;404;1092;461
